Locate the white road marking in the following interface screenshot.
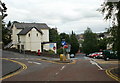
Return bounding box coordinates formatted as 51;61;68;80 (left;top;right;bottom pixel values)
90;60;103;70
56;72;59;75
33;62;41;65
28;61;41;65
28;61;33;63
95;63;104;70
90;60;96;64
60;65;66;70
55;65;66;75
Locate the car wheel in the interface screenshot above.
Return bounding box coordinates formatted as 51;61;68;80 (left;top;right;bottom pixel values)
106;57;109;61
104;57;109;61
93;56;96;59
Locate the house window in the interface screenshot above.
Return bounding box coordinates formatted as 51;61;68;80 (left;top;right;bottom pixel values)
37;33;38;37
28;33;30;37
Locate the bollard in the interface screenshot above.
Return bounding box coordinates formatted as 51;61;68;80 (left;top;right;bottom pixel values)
63;55;66;61
60;54;64;61
66;54;70;60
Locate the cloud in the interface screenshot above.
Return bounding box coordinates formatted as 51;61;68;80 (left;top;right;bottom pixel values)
4;0;107;34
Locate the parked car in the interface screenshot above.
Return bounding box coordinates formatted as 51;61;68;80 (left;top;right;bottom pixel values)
95;54;104;59
89;52;102;58
87;53;94;57
103;50;118;61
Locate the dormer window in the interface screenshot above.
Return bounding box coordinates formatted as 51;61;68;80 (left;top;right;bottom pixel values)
28;33;30;37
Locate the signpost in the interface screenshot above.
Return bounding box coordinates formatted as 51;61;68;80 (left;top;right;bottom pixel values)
61;41;66;46
61;39;71;61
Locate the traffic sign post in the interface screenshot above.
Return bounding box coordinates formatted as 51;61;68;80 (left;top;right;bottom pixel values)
61;40;66;59
61;41;66;46
61;40;71;61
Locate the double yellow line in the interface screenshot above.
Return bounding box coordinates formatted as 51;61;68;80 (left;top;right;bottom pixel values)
106;67;120;82
0;58;27;80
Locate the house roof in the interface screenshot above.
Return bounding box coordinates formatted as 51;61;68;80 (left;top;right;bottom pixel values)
14;23;50;29
17;27;43;35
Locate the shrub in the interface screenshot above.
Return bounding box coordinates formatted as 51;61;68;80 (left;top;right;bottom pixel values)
57;48;63;55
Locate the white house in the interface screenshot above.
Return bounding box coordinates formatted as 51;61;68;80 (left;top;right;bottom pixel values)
10;23;50;52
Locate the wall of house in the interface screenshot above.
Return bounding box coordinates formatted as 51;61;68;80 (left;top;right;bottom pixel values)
19;35;26;50
41;29;49;42
11;25;22;48
25;28;42;52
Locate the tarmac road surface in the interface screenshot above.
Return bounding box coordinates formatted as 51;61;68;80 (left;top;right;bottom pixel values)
1;51;119;82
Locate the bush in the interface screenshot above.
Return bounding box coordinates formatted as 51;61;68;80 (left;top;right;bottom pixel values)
57;48;63;55
48;50;55;55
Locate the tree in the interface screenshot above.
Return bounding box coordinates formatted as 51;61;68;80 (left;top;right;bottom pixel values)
49;28;61;48
0;1;11;48
82;28;98;54
100;0;120;59
59;33;70;44
0;1;7;19
2;24;11;45
69;31;79;54
98;38;108;50
7;21;11;27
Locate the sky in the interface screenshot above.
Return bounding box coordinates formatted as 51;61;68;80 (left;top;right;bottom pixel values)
3;0;110;34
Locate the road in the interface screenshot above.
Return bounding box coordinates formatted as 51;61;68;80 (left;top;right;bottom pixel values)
1;51;119;82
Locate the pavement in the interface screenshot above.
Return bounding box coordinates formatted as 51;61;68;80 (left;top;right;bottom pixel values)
2;58;22;77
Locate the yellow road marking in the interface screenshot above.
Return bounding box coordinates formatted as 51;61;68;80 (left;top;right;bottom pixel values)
37;59;77;64
0;58;27;80
106;67;120;82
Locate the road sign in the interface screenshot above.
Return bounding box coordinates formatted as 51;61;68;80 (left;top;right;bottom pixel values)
61;41;66;46
64;45;68;48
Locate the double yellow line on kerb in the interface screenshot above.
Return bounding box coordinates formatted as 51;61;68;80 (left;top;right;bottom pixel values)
106;67;120;82
0;58;27;80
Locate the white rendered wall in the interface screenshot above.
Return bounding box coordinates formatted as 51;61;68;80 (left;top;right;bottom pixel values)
41;29;49;42
11;25;22;48
25;28;42;52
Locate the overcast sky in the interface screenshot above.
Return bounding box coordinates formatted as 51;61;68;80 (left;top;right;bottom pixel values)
3;0;109;34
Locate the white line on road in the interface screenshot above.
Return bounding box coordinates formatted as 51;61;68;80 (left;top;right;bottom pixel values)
60;65;66;70
56;72;59;75
28;61;41;65
55;65;66;75
90;60;96;64
28;61;33;63
33;62;41;65
95;63;104;70
90;60;104;70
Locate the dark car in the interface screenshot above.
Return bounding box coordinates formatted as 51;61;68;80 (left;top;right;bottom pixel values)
103;50;118;61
